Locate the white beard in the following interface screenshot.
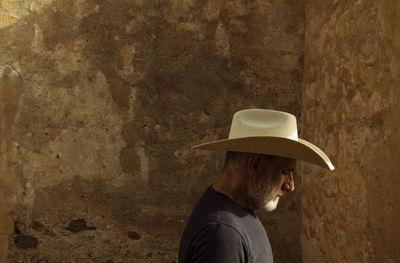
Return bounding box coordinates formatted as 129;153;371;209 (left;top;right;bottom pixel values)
263;191;281;212
249;178;281;212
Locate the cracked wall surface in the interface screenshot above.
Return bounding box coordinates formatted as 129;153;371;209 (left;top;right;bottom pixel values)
0;0;304;262
301;0;400;262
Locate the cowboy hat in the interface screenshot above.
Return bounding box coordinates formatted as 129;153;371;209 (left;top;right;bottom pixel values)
192;109;334;170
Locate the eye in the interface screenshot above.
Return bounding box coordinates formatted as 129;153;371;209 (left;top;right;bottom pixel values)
282;169;294;176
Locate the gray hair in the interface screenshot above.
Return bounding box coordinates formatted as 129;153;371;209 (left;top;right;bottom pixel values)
223;151;253;170
223;151;273;170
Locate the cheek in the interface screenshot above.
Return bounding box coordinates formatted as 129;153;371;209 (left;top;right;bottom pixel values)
271;174;285;189
253;175;270;195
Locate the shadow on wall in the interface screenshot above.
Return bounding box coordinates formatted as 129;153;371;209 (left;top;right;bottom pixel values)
0;0;304;262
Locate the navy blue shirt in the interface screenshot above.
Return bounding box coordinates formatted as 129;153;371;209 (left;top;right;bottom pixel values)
179;186;273;263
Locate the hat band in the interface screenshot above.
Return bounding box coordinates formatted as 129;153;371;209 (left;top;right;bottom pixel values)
228;129;299;140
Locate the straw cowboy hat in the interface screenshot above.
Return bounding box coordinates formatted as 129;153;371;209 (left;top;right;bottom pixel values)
193;109;334;170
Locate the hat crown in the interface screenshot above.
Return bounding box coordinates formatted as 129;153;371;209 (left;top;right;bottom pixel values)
228;109;298;140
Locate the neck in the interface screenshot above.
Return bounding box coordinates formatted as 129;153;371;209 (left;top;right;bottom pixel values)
213;166;254;210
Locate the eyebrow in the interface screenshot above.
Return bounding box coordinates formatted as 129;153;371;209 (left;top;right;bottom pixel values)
282;168;295;173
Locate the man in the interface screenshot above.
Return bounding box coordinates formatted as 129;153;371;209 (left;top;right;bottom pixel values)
179;109;334;263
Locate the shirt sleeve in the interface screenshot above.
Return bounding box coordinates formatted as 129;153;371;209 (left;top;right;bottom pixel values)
187;223;247;263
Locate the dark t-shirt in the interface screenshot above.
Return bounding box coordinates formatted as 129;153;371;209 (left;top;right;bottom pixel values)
179;186;273;263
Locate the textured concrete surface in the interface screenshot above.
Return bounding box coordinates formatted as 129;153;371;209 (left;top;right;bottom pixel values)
0;0;304;262
301;0;400;262
0;65;24;261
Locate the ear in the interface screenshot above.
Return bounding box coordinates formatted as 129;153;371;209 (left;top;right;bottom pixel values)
247;155;263;178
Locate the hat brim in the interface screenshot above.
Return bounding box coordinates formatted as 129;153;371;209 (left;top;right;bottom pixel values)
192;136;335;170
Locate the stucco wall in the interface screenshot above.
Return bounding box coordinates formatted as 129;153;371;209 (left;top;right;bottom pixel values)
301;0;400;262
0;0;304;262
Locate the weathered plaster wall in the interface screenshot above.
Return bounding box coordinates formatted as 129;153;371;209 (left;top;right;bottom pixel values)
301;0;400;262
0;0;304;262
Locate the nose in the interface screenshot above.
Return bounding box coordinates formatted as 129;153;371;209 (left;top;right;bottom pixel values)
282;174;295;192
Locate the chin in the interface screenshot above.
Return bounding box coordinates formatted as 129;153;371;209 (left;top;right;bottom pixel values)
263;198;280;212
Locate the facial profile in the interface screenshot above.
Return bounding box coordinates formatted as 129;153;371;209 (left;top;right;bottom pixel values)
248;155;296;212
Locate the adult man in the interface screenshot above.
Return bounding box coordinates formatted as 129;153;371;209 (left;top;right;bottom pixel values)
179;109;334;263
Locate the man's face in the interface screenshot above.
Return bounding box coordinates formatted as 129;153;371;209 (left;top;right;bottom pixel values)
248;155;296;212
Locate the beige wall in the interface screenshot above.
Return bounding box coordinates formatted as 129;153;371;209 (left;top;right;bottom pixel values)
4;0;400;262
0;0;304;262
302;0;400;262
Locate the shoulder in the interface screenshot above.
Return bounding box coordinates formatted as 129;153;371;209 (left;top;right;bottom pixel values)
187;223;248;263
200;222;244;243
